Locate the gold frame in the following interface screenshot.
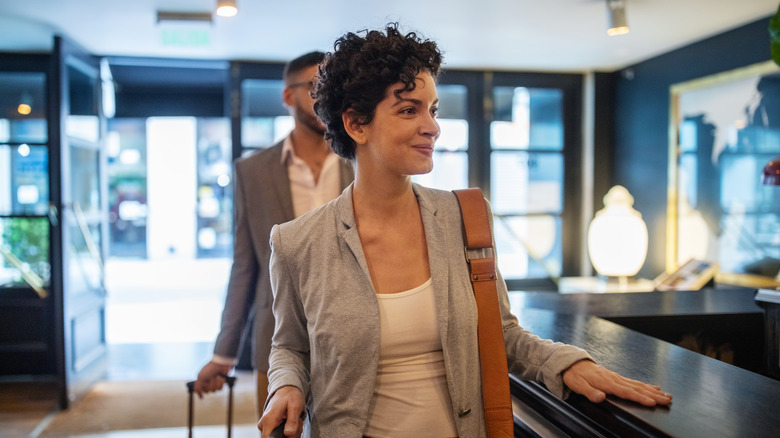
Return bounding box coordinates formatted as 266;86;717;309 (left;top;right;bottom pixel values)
667;60;780;287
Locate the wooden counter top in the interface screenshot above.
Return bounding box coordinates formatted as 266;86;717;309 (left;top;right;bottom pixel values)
510;307;780;437
508;287;763;319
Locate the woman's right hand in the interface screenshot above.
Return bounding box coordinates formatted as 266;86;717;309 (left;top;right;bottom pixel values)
257;385;306;438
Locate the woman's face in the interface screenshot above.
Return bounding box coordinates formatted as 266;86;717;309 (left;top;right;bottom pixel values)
356;71;440;178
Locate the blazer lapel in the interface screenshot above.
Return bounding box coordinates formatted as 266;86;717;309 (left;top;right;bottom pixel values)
414;185;451;348
266;142;295;220
335;185;376;293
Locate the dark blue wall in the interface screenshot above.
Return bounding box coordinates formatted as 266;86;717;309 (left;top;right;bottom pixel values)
610;17;773;277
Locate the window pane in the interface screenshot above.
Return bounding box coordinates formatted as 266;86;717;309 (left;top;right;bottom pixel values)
492;87;562;150
67;115;100;143
0;72;47;143
0;217;51;289
197;118;233;258
437;119;468;152
241;79;290;149
70;146;101;215
493;215;561;279
491;151;563;215
413;83;470;190
413;151;468;191
67;222;102;294
107;119;148;258
437;84;468;121
0;144;49;215
241;116;293;149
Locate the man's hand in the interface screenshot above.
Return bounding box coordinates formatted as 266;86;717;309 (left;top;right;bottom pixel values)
192;361;232;398
563;360;672;407
258;386;306;438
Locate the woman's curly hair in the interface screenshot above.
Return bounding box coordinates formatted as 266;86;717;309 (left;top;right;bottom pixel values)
314;23;443;160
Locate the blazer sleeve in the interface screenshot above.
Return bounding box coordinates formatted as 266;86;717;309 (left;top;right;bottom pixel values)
266;224;311;403
484;200;593;399
213;158;259;359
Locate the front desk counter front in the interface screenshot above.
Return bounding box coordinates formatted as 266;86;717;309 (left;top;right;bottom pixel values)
506;289;780;437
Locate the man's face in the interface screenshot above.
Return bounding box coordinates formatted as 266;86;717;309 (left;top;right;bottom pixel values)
285;65;325;136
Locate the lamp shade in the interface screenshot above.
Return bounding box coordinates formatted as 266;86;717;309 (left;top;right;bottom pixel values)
588;185;648;277
763;157;780;185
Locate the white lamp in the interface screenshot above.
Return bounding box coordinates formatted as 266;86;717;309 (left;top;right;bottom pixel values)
588;185;648;279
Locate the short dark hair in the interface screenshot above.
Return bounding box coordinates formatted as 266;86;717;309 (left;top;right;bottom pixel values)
283;51;326;83
314;23;443;160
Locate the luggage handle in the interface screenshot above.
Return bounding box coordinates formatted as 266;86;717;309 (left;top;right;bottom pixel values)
186;375;237;438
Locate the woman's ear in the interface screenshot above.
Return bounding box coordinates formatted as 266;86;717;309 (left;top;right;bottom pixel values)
342;109;367;145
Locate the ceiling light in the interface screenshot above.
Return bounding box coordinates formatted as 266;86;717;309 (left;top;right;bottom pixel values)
606;0;630;36
216;0;237;17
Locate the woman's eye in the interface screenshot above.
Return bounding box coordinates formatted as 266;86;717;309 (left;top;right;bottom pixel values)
400;107;415;114
431;107;439;117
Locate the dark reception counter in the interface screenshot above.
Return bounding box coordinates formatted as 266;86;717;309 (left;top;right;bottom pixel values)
505;288;780;437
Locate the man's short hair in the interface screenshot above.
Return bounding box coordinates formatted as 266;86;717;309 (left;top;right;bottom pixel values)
283;51;326;83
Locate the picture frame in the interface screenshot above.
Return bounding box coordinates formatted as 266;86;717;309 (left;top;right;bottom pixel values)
667;61;780;288
654;259;718;291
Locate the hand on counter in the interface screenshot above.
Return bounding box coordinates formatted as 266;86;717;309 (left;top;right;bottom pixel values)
563;359;672;407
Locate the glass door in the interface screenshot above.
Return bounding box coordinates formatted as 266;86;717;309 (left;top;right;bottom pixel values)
53;36;108;407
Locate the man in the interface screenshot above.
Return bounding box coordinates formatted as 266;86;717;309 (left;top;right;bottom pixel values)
193;52;354;413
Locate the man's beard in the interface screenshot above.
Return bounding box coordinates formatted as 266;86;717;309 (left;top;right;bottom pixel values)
296;106;326;137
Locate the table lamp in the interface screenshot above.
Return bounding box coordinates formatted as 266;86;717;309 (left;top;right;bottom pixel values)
587;185;648;279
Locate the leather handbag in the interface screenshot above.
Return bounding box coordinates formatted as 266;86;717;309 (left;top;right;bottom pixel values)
453;188;514;438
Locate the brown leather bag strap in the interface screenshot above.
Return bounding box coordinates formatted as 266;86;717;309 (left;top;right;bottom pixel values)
453;188;514;438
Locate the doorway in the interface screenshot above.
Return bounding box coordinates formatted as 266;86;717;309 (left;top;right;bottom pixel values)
103;115;233;381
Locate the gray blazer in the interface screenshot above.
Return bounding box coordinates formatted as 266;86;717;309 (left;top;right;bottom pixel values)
268;183;591;437
213;140;353;371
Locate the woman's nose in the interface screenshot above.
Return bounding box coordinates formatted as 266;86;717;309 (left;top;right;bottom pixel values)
422;114;440;139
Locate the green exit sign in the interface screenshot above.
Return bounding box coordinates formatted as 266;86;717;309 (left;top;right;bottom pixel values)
160;28;211;47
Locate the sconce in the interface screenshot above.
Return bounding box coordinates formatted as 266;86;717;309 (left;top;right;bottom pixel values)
606;0;630;36
588;185;648;278
763;157;780;185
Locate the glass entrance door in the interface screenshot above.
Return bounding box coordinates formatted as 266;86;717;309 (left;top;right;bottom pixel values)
53;36;108;406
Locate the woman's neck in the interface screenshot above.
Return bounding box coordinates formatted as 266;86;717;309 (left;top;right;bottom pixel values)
352;173;416;222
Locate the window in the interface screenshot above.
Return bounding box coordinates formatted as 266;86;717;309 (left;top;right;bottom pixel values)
490;86;565;280
240;79;292;152
0;72;50;292
413;84;469;191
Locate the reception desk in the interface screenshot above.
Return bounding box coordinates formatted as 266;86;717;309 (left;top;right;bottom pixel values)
506;289;780;437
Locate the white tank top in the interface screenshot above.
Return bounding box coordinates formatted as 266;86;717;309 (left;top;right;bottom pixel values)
364;278;458;437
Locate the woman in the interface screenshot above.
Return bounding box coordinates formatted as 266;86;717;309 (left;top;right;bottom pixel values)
258;24;672;438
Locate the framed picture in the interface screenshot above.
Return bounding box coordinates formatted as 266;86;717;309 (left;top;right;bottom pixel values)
654;259;718;291
668;61;780;287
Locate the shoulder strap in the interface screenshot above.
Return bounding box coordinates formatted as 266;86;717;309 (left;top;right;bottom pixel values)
453;188;514;438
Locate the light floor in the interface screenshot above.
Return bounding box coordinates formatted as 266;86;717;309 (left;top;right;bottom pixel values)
1;258;255;438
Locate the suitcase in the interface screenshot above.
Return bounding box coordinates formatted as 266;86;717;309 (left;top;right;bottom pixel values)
186;376;237;438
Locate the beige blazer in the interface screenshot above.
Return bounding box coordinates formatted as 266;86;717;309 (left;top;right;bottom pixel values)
268;183;591;437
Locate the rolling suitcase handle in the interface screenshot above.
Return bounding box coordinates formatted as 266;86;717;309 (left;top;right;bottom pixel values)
186;375;237;438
